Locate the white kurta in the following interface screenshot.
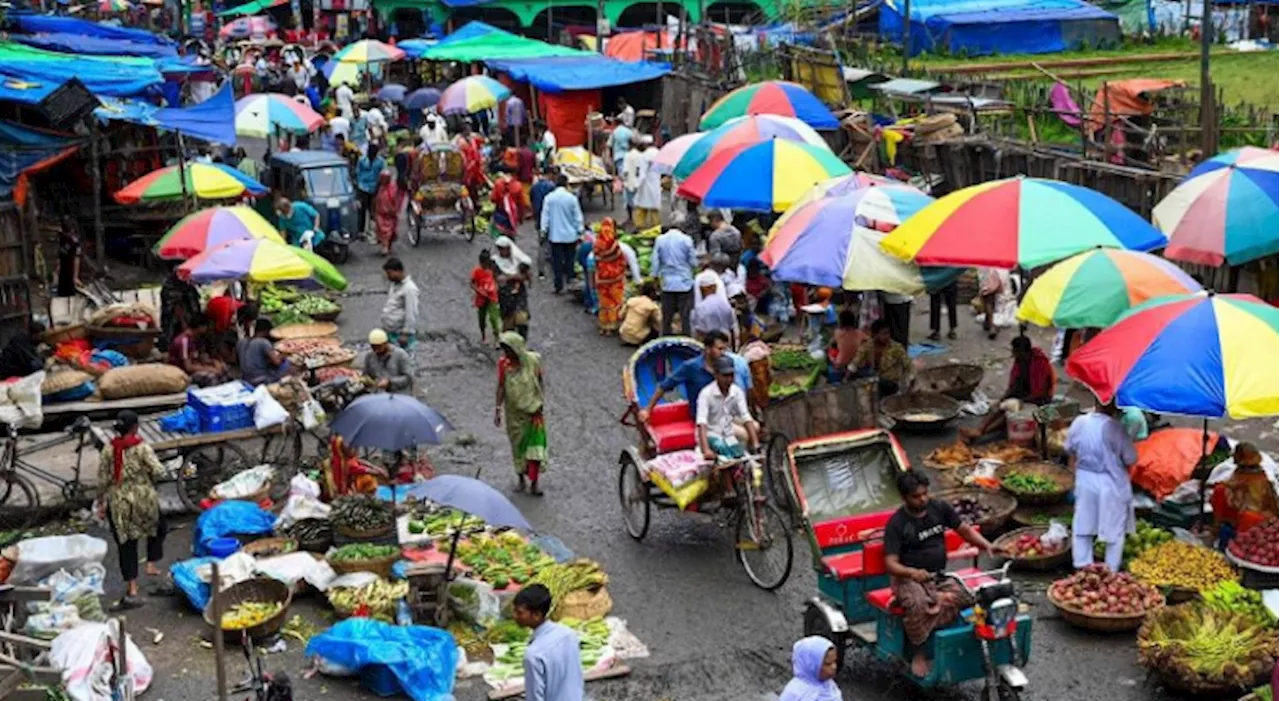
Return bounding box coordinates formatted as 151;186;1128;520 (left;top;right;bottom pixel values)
1067;412;1137;543
634;147;662;210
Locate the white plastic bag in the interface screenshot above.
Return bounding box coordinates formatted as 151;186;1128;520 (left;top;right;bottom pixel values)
300;398;325;429
274;493;331;532
0;371;44;430
255;551;334;590
8;535;107;585
33;565;106;610
211;465;275;500
325;571;380;591
251;384;288;430
196;551;256;589
25;604;82;638
50;622;152;701
448;577;500;627
1041;521;1069;549
289;473;321;500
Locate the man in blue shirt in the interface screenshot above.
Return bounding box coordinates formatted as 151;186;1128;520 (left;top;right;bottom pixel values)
355;143;384;236
539;174;585;295
274;197;326;248
651;227;698;336
638;330;752;422
609;121;632;177
514;584;583;701
529;169;558;279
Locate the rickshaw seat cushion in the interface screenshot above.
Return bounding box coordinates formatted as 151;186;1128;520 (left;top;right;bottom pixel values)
646;401;697;452
865;567;997;616
821;551;865;580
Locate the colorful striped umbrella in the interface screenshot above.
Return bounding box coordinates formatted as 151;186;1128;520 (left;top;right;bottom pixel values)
773;175;921;238
672;115;827;180
179;238;347;291
234;93;324;138
880;177;1167;269
438;76;511;115
114;163;267;204
98;0;130;11
333;39;405;63
650;132;703;176
1066;293;1278;419
699;81;839;130
1017;249;1204;329
675;139;851;212
761;187;944;293
219;16;275;39
1154;146;1279;266
153;206;284;260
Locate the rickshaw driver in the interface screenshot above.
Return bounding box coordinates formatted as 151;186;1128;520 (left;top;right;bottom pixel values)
885;469;1001;679
275;196;328;249
696;355;760;462
637;330;748;424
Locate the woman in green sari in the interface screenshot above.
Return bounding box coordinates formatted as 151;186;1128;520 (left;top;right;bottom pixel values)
494;332;548;495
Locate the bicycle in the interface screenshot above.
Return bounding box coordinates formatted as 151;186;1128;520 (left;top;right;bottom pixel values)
0;416;95;533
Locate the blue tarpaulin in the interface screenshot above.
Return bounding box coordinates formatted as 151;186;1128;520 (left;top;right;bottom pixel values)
10;14;174;46
12;32;178;59
0;41;164;99
306;620;458;701
0;120;81;203
95;83;236;144
488;56;669;93
879;0;1120;55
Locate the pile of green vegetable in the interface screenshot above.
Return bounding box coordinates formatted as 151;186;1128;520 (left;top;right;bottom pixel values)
1138;604;1278;694
285;518;332;546
1095;519;1172;567
456;532;556;589
406;507;487;539
293;294;339;316
329;543;400;562
1200;581;1277;629
618;226;659;275
331;495;394;532
328;579;408;622
487;616;612;683
528;559;608;616
1001;472;1059;494
259;283;339;324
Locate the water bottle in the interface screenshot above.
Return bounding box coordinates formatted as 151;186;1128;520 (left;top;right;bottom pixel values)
396;598;412;626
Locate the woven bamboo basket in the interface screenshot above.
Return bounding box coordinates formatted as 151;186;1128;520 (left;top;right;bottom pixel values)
269;322;339;341
275;337;341;355
327;551;400;578
204;577;292;641
933;487;1017;535
912;363;984;400
997;462;1074;506
554;586;612;621
1047;587;1162;633
992;526;1071;572
334;522;394;540
241;537;298;558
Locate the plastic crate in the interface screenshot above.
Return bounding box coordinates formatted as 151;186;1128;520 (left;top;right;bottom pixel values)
359;666;404;697
187;382;255;433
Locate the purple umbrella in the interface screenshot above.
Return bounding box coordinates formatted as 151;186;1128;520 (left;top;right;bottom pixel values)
376;83;408;104
404;87;441;112
406;475;531;530
329;393;454;451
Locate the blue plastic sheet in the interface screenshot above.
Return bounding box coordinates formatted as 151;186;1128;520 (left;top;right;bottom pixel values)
306;620;458;701
158;406;199;433
10;14;174;46
879;0;1119;56
0;120;81;202
193;502;275;557
488;56;669;93
12;33;177;59
95;84;237;144
170;556;218;610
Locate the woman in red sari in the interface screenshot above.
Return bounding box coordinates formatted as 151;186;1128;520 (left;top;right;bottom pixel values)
372;171;400;255
593;218;627;335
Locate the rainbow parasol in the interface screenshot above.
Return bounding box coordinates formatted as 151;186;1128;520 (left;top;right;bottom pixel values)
650;132;703;176
179;238;347;291
1017;249;1204;329
98;0;131;11
1066;292;1278;419
333;39;406;63
675;139;850;212
699;81;839;130
153;206;284;260
438;76;511;115
880;177;1167;269
672;115;827;180
114;163;267;204
235;93;325;138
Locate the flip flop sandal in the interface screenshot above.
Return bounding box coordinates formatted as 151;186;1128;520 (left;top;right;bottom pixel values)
110;597;143;612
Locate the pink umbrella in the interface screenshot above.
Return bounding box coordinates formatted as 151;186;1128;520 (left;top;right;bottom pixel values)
650;132;703;177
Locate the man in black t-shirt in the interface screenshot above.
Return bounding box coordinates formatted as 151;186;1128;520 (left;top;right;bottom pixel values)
884;470;999;678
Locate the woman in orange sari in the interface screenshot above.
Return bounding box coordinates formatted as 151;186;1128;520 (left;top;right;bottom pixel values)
593;218;627;335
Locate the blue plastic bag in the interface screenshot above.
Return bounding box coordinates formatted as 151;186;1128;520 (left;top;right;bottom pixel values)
170;557;218;610
90;349;129;368
193;501;275;557
158;406;200;433
305;619;458;701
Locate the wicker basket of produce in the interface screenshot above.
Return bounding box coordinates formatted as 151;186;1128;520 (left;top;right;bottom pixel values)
331;495;395;540
1012;504;1074;528
241;537;298;558
204;577;292;641
269;322;339;341
1048;565;1165;633
1129;540;1238;595
996;462;1073;506
933;488;1017;535
275;337;341;355
1138;604;1277;697
911;363;984;400
882;392;961;431
298;347;357;371
310;308;341;323
327;543;402;578
993;526;1071;572
287;519;333;553
41;324;85;346
922;440;978;471
554;586;613;622
292;295;342;322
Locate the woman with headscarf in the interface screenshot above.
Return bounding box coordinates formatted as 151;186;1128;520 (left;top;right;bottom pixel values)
372;170;400;255
593;218;627;335
96;411;168;611
494;332;547;495
779;636;843;701
493;236;533;338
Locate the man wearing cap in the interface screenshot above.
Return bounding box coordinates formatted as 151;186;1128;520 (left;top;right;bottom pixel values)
419;112;448;148
362;329;413;394
696;355;760;461
691;269;739;347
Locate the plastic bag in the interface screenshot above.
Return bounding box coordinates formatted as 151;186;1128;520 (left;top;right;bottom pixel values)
33;565;106;610
255;552;335;591
25;604;82;638
300;398;325;430
326;571;380;591
193;501;275;557
274;494;331;532
448;577;500;627
252;384;288;430
305;619;459;701
50;622;152;701
289;473;321;500
1041;521;1069;549
0;371;44;431
159;406;200;433
7;535;107;586
170;557;218;611
211;465;275;500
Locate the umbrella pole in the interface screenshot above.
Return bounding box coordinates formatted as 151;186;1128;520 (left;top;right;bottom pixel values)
1196;418;1210;527
177;131;193;214
442;510;467;582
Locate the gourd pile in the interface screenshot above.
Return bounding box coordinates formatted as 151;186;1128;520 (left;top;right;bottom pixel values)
617;226;660;278
1129;541;1236;591
485;616;613;684
455;532;557;589
260;284;340;325
1001;472;1058;494
1138;604;1277;694
327;579;408;622
329;543;400;562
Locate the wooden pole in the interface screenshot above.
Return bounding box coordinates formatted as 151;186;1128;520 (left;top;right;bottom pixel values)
901;0;911;75
1199;0;1217;157
211;562;228;701
176;131;193;214
89;118;104;267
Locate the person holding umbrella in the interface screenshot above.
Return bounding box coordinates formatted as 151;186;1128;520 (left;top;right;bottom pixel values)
495;332;547;495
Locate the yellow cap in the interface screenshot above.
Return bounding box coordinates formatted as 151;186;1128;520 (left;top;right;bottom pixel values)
368;329;388;345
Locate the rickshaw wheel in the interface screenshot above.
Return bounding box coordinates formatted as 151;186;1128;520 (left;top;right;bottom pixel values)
764;432;799;524
734;502;793;590
177;442;254;512
803;602;847;670
617;453;650;540
407;212;422;248
463;213;477;243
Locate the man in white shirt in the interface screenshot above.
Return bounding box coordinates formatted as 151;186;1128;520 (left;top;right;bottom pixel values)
335;82;355;120
621;140;646;225
418;113;448;147
633;135;662;228
365;104;388;146
616;97;635;128
696;355;760;461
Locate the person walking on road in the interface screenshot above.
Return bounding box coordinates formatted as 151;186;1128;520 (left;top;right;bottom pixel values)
632;135;662;229
928;279;958;341
381;258;420;349
513;584;583;701
780;636;843;701
593;218;628;335
356;143;386;236
1067;400;1138;572
540;174;584;294
495;332;547;495
651;227;697;336
372;170;400;255
98;410;168;611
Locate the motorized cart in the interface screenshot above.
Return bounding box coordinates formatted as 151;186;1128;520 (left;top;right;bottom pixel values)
616;338;793;591
406;145;477;245
789;430;1033;701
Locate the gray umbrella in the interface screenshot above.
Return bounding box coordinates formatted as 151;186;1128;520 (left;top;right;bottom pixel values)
329;394;453;452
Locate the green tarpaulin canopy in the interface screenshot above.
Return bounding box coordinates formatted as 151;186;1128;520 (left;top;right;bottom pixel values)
217;0;286;17
415;23;589;62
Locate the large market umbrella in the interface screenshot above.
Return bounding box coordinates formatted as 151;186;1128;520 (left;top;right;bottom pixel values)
376;83;408;103
406;475;531;581
153;206;283;260
219;16;275;39
114;163;267;204
1066;292;1278;419
333;39;406;63
179;238;348;291
1153;146;1279;266
650;132;702;176
1017;249;1204;329
880;177;1168;269
700;81;839;130
438;76;511;115
98;0;130;11
234;93;324;138
672;115;827;180
330;394;454;452
675;139;851;212
404;87;442;112
322;59;362;88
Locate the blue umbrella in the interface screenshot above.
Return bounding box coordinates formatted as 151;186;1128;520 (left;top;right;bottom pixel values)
404;87;441;112
376;83;408;103
406;475;531;530
329;394;453;452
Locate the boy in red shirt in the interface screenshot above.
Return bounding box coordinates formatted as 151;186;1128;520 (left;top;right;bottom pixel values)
471;250;501;347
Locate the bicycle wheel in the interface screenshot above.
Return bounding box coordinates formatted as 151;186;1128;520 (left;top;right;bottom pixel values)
617;453;650;540
407;209;422;247
177;442;254;512
734;500;794;591
0;473;39;537
764;432;799;519
261;430;304;501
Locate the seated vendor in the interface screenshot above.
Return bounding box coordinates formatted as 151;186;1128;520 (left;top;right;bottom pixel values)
168;315;228;387
1212;442;1278;545
961;336;1056;442
236;318;291;386
274;197;326;249
853;320;910;397
362;329;412;394
637;330;752;423
885;470;999;678
695;355;760;461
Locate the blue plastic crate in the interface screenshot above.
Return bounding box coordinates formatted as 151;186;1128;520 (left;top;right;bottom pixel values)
187;383;255;433
359;666;404;697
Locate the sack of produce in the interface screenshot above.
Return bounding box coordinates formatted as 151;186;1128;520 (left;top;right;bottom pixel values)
99;364;190;400
41;370;94;402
